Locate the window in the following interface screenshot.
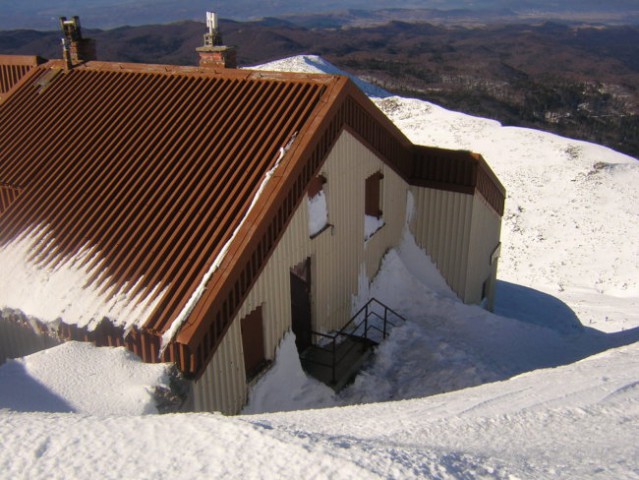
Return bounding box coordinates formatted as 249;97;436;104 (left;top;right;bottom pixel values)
364;171;384;240
307;175;329;238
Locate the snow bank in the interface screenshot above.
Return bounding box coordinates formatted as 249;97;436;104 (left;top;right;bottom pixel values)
242;333;336;414
252;55;639;334
375;95;639;333
1;342;637;480
252;342;639;480
0;342;172;415
249;55;390;99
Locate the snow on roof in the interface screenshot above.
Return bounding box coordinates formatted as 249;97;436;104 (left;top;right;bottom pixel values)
0;225;167;333
0;59;339;371
0;55;505;376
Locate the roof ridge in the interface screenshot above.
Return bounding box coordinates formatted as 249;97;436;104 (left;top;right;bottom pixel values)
38;58;345;85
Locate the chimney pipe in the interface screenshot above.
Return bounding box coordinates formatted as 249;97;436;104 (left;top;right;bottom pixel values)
60;16;96;69
196;11;237;69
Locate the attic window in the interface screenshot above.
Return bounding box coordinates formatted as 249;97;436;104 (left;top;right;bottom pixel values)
308;175;330;238
364;171;384;240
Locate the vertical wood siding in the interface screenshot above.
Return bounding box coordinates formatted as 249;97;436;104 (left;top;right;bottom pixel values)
409;186;502;305
190;130;408;414
190;319;246;414
409;187;473;299
464;194;503;305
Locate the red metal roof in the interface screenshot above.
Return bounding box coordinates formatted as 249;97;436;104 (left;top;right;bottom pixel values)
0;55;44;102
0;57;505;376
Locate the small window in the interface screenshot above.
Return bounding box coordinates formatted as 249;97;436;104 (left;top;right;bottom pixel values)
364;171;384;240
307;175;329;238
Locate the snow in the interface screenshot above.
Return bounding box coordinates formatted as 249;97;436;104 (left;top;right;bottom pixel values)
254;54;639;334
307;190;329;237
1;340;638;479
373;96;639;333
364;214;385;240
0;226;168;334
242;333;336;414
1;55;639;479
0;341;171;415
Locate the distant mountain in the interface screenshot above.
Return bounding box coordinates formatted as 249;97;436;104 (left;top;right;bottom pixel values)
2;1;639;30
2;19;637;158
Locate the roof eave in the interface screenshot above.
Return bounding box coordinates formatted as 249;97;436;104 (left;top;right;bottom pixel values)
173;74;352;351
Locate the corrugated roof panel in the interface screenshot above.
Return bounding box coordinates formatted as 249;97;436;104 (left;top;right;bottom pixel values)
0;63;329;345
0;55;43;100
0;183;22;216
0;58;505;375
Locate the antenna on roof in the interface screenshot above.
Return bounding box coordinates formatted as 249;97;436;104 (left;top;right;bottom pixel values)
60;16;83;42
197;10;237;69
203;11;222;47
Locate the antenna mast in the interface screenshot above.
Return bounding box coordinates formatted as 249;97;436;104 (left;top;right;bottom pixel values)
204;11;222;47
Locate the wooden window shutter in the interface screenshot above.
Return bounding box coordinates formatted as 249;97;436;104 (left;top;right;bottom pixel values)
365;172;383;218
240;307;266;380
307;175;326;198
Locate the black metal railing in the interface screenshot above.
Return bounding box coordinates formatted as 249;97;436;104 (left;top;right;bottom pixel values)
302;298;406;385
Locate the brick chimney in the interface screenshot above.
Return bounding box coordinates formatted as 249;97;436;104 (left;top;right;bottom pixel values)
196;11;237;69
60;16;96;69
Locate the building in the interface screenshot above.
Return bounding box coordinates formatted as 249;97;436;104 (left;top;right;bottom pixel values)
0;16;504;414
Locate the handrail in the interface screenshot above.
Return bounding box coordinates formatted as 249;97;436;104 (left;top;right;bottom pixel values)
304;298;406;384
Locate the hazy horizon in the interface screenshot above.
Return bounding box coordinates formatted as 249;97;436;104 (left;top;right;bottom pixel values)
2;0;639;30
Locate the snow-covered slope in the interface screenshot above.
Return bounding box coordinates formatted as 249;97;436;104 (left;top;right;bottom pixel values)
1;55;638;479
255;55;639;334
1;341;637;479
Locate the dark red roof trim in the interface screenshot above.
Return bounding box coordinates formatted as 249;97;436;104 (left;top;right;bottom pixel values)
0;55;45;101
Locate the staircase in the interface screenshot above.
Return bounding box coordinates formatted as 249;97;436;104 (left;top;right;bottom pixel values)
299;299;406;391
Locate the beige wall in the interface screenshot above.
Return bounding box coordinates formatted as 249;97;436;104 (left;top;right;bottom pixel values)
409;186;473;299
464;194;502;307
409;186;502;307
190;130;408;414
188;319;247;414
190;131;503;414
